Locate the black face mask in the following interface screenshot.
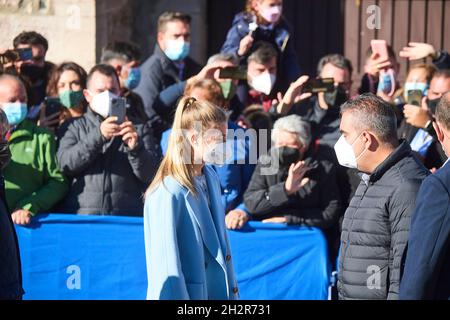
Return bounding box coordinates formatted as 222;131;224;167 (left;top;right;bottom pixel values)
427;97;441;114
0;141;11;171
277;146;301;167
324;86;349;109
21;64;45;83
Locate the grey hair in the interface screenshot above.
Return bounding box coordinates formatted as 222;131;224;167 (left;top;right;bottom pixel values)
435;91;450;130
271;115;311;147
340;93;398;147
207;53;239;66
317;53;353;77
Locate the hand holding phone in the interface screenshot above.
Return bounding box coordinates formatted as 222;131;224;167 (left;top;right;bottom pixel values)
407;90;423;107
301;78;335;94
109;97;127;124
0;48;32;65
371;39;389;61
218;66;247;80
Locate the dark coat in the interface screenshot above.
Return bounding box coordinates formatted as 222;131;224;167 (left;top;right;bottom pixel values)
400;159;450;300
0;177;23;299
433;50;450;70
243;153;340;229
123;89;149;124
398;118;446;169
133;44;201;139
338;141;429;300
56;108;161;216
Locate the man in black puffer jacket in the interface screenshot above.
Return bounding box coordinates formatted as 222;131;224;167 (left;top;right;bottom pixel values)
57;65;161;216
335;93;429;300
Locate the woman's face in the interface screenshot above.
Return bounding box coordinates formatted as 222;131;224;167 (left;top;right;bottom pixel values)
190;122;228;165
255;0;283;24
57;70;82;94
405;68;428;84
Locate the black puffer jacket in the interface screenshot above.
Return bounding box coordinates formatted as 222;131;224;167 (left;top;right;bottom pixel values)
338;141;429;300
57;108;161;216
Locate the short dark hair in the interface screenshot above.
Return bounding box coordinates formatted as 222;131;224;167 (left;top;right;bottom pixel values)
433;68;450;80
340;93;398;147
101;41;141;64
317;54;353;78
157;11;191;34
13;31;49;52
435;92;450;130
86;64;120;88
248;42;278;65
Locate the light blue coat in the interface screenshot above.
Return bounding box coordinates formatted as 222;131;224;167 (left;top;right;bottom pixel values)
144;165;239;300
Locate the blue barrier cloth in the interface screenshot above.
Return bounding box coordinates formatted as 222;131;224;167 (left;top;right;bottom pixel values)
229;222;330;300
15;214;330;300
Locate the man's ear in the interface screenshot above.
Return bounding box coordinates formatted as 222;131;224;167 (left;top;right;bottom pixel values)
115;64;122;75
83;89;92;103
433;121;444;143
363;131;377;151
157;32;165;50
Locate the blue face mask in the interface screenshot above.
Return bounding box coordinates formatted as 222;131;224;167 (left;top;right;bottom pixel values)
404;82;429;97
377;69;396;96
164;40;190;61
2;102;28;126
124;67;141;90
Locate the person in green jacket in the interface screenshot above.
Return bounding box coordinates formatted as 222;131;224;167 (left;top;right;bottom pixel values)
0;74;68;225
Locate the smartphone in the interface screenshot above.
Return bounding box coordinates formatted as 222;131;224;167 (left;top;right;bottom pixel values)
109;97;127;124
407;90;423;107
301;78;335;94
218;66;247;80
44;97;63;118
16;48;33;61
371;39;389;61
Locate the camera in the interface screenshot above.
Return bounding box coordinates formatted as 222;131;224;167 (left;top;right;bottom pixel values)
0;48;33;65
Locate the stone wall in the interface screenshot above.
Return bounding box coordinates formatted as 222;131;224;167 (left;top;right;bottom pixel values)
0;0;97;71
0;0;208;72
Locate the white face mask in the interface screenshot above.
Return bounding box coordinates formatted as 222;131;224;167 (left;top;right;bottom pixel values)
249;72;276;95
203;141;233;167
89;90;118;118
334;133;366;169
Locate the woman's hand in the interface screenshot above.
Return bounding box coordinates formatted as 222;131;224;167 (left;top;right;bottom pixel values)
399;42;438;61
225;209;249;230
285;161;310;196
276;75;312;114
11;209;32;225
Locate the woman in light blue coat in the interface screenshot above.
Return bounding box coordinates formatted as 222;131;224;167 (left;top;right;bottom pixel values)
144;96;239;300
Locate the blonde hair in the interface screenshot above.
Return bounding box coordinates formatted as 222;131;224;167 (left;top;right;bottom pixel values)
145;96;227;197
184;78;226;108
408;63;436;83
245;0;282;25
